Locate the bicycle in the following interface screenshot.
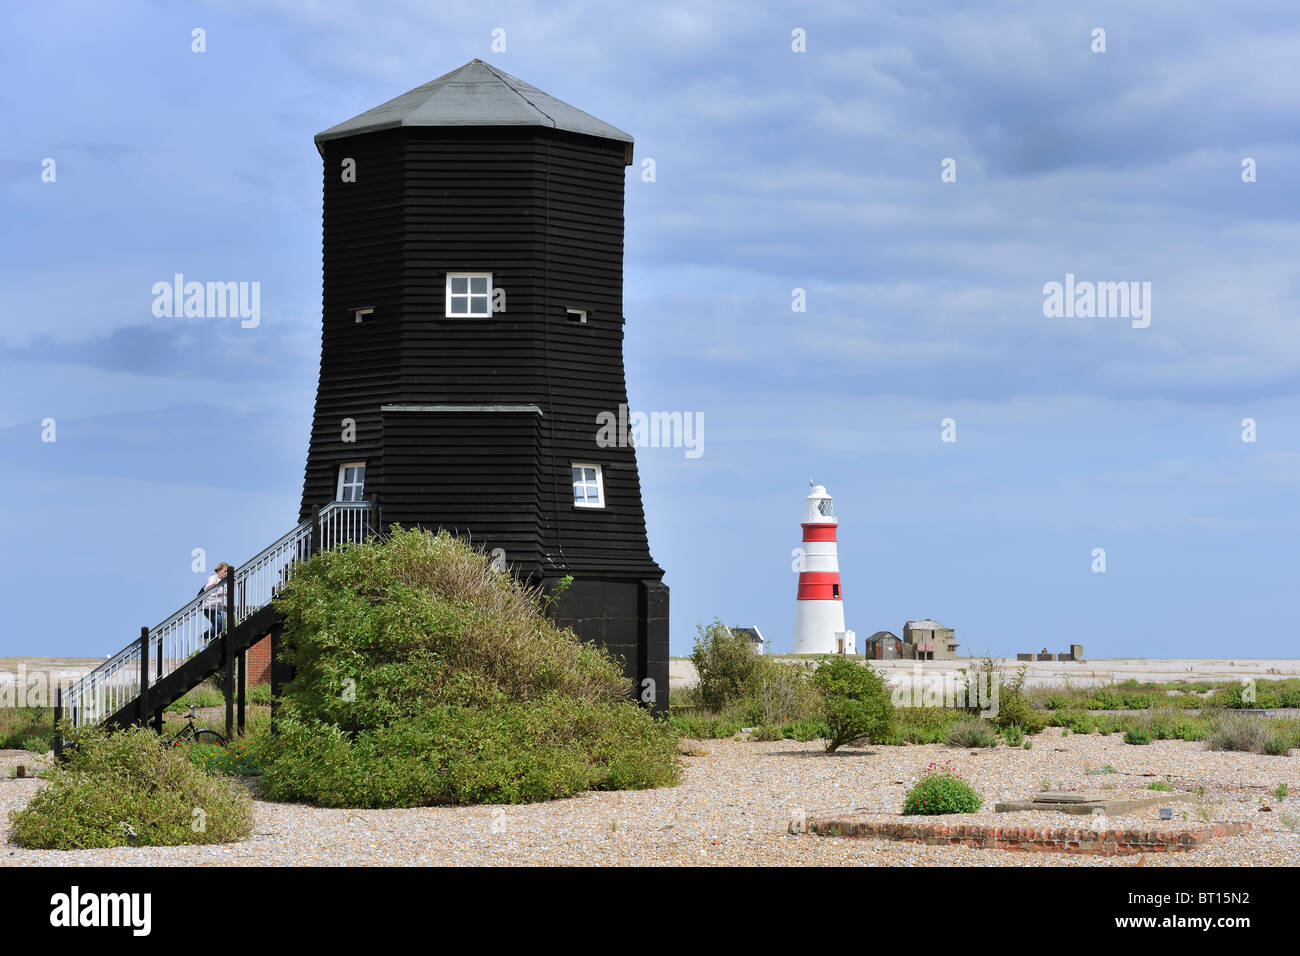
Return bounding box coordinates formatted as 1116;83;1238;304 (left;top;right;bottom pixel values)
166;704;227;748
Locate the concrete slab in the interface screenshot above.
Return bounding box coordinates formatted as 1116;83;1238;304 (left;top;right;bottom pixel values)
995;791;1197;815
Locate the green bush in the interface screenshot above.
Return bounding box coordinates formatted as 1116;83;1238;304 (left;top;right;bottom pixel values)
1123;727;1152;745
1001;724;1026;747
20;736;49;754
986;663;1046;733
691;620;765;713
7;725;253;849
254;527;679;807
689;621;820;726
1264;736;1292;757
902;762;982;815
944;717;998;749
812;656;895;752
750;724;783;742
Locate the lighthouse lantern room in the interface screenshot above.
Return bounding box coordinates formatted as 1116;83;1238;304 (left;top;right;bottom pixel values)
793;482;855;655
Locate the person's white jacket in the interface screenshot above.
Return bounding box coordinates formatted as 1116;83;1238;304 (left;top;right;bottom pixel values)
200;574;226;611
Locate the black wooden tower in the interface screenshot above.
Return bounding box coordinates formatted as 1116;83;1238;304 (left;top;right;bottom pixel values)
300;60;668;709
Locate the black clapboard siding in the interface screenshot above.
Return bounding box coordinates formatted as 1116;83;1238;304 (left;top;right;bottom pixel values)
300;101;665;702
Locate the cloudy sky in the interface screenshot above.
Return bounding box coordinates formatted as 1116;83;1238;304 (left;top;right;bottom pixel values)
2;0;1298;660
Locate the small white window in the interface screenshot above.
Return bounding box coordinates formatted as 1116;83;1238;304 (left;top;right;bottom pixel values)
446;273;492;317
337;462;366;502
566;308;587;324
571;464;605;508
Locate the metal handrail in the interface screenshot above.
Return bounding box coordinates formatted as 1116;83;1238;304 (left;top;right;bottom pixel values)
65;500;371;730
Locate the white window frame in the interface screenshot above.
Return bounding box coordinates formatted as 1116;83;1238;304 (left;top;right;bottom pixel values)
337;462;367;502
445;272;493;317
571;463;605;509
566;307;588;324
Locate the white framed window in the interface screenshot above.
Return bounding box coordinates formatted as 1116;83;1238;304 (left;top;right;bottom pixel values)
337;462;366;502
566;308;587;324
445;273;492;317
571;463;605;509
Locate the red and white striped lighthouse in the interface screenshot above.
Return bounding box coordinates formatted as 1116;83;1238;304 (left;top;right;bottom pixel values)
794;482;854;655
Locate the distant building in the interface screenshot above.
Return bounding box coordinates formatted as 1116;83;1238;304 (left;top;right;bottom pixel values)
864;631;903;660
903;619;958;660
729;626;767;655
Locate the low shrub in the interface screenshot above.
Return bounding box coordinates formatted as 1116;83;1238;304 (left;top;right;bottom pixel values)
1123;727;1152;745
812;657;894;752
256;696;679;807
256;528;680;807
20;736;49;754
7;725;253;849
1147;780;1174;791
1208;713;1272;754
749;724;783;742
1264;736;1292;757
944;718;998;749
1001;724;1025;747
902;762;982;815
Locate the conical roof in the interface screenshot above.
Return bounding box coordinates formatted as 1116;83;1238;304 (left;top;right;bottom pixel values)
315;60;633;149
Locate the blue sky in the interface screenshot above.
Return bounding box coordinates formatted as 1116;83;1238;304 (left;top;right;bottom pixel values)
2;0;1298;659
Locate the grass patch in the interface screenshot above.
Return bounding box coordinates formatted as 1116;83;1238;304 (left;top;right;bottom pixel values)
0;706;53;752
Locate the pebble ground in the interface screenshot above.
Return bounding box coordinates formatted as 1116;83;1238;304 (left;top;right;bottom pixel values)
2;730;1297;866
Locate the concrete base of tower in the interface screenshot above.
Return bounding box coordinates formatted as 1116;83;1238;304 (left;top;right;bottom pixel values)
793;599;847;655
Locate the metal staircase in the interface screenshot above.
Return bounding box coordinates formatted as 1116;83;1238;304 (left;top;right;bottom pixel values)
57;501;374;744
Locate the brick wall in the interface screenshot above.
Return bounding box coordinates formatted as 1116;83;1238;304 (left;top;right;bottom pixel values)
246;635;272;686
801;817;1251;855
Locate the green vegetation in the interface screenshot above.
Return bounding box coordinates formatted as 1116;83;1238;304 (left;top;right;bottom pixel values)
252;527;678;807
7;725;253;849
1273;782;1289;801
0;706;52;752
1207;712;1299;755
1146;779;1174;791
943;717;998;749
902;762;982;815
1000;724;1026;747
672;649;1300;758
187;738;261;776
812;655;895;752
